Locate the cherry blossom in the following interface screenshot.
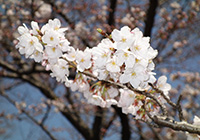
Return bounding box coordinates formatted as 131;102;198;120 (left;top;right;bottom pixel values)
76;48;92;72
31;21;40;35
42;30;60;46
50;59;69;82
120;64;146;88
111;26;134;50
118;89;135;108
106;56;120;73
17;23;29;35
156;75;171;97
15;18;168;120
115;50;135;68
62;47;76;61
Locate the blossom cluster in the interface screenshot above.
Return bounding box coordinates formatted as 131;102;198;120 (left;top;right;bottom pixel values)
16;18;171;119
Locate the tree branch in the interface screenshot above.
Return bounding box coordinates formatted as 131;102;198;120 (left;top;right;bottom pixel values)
144;0;158;37
92;106;104;140
108;0;117;28
113;106;131;140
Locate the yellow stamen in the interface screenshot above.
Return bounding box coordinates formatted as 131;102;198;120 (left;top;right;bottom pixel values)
80;58;85;62
121;37;126;43
135;59;140;63
101;53;107;58
61;66;66;69
111;61;116;65
50;36;54;41
52;47;56;52
129;94;134;98
29;40;34;46
124;52;128;57
131;72;136;76
35;51;39;56
134;45;140;51
54;27;59;30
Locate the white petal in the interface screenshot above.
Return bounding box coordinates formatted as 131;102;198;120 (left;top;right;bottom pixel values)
111;29;121;42
120;74;130;83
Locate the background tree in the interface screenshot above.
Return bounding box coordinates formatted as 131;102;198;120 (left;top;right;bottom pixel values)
0;0;200;140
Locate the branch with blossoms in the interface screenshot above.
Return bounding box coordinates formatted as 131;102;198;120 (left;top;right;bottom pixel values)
15;18;200;138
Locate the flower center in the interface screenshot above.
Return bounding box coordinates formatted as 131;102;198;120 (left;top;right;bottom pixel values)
29;40;34;46
80;58;85;62
101;53;107;58
50;36;54;41
54;27;59;30
134;45;140;51
52;47;56;52
35;51;39;56
124;52;128;57
121;37;126;43
135;59;140;63
61;66;66;69
129;94;134;98
111;61;116;65
131;72;136;76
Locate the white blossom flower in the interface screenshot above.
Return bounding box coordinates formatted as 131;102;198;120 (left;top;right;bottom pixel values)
45;45;62;60
115;50;135;68
17;24;29;35
41;18;67;35
110;72;121;82
42;30;60;46
15;43;26;55
92;46;111;68
146;47;158;60
30;50;43;62
130;37;149;59
97;38;116;50
31;21;40;35
95;68;109;80
79;81;90;93
63;47;76;61
58;39;70;52
156;76;171;96
76;48;92;72
111;26;134;50
106;56;120;73
105;99;118;107
118;89;135;107
50;59;69;82
131;28;143;40
88;95;106;107
120;64;145;88
193;116;200;126
122;105;136;115
17;34;43;57
107;86;118;98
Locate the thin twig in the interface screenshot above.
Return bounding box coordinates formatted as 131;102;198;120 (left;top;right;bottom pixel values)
149;83;176;108
0;90;57;140
177;94;184;121
40;104;51;125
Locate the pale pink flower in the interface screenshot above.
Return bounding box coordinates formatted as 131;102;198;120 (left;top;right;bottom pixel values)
76;48;92;72
112;26;134;50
